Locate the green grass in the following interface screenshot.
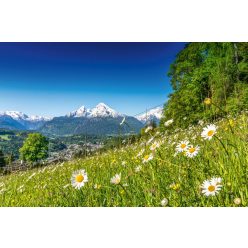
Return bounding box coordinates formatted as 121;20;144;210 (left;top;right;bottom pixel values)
0;112;247;207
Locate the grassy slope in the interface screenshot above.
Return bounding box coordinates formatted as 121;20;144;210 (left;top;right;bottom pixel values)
0;112;247;207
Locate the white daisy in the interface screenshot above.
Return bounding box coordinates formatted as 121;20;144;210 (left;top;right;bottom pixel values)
142;154;153;163
176;140;190;153
18;185;25;193
110;174;121;185
137;149;145;157
186;145;200;158
164;119;173;127
135;165;142;172
201;177;222;196
71;169;88;189
150;141;160;151
201;124;217;140
121;161;127;167
161;198;168;207
234;198;241;205
147;137;154;144
145;126;153;133
210;177;222;185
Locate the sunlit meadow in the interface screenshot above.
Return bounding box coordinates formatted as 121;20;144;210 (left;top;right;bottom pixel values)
0;111;247;207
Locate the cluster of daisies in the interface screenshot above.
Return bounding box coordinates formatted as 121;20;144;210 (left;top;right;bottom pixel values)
176;140;200;158
175;124;217;158
69;123;224;203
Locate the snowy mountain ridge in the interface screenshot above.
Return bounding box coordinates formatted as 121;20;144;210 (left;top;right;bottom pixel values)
136;106;163;124
68;103;124;118
0;111;51;122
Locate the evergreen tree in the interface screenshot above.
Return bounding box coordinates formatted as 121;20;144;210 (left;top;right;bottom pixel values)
0;150;6;167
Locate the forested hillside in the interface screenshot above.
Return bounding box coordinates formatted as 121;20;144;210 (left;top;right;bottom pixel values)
161;42;248;128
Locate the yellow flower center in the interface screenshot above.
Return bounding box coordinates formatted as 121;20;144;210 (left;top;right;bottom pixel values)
76;174;84;183
144;155;149;160
181;143;186;149
189;147;195;153
208;185;215;192
207;130;214;136
204;98;211;105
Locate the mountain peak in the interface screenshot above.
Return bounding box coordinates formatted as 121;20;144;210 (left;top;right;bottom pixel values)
91;103;122;118
68;105;90;118
136;106;163;124
68;103;123;118
95;102;108;108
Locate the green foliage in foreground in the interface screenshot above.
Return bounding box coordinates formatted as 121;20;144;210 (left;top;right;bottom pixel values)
0;112;247;207
19;133;49;163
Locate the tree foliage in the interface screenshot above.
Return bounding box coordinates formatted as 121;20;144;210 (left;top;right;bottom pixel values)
161;42;248;129
19;133;49;163
0;150;6;167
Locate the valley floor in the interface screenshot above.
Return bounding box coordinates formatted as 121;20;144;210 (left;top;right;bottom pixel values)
0;112;248;207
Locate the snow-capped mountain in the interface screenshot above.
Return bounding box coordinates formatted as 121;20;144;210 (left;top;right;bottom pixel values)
67;106;91;118
0;111;51;122
0;111;51;130
136;106;163;124
40;103;142;136
68;103;124;118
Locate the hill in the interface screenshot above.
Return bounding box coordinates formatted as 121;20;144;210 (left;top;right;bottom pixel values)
40;116;143;136
0;112;247;206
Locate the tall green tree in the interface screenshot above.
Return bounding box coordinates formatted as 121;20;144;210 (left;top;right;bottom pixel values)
0;150;6;167
19;133;49;164
161;42;248;129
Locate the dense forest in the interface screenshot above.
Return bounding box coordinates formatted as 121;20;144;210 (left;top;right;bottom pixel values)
161;42;248;128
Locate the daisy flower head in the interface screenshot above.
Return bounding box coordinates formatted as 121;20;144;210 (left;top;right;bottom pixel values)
145;126;153;133
234;198;241;205
110;173;121;185
135;165;142;173
142;154;154;163
71;169;88;189
147;137;154;144
186;145;200;158
210;177;222;186
164;119;173;127
201;177;222;196
150;141;160;151
161;198;168;207
176;140;190;153
201;124;217;140
121;161;127;167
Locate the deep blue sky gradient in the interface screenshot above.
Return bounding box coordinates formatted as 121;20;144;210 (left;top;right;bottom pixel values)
0;42;186;117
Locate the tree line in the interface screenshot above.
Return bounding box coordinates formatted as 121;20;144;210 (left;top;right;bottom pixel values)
160;42;248;129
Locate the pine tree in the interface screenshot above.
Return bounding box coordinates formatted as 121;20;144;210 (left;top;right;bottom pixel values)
0;150;6;167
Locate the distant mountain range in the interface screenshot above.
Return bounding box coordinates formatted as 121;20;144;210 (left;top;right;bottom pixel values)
136;106;163;124
0;103;163;136
0;111;51;130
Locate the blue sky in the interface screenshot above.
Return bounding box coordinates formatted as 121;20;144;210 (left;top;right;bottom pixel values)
0;42;186;117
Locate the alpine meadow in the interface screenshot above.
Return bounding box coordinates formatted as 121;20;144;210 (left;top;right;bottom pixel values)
0;42;247;207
